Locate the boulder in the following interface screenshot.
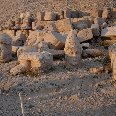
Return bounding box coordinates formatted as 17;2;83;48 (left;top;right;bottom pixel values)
77;28;93;42
0;33;12;62
64;30;81;66
101;26;116;39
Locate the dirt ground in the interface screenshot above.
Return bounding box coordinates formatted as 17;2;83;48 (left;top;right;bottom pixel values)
0;47;116;115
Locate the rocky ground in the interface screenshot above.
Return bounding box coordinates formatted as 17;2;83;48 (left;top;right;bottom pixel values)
0;0;115;23
0;0;116;116
0;42;116;116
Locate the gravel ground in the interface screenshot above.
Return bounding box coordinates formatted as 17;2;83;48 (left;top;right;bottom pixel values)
0;0;115;23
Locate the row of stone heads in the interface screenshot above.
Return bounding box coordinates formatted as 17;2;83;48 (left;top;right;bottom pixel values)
1;7;115;30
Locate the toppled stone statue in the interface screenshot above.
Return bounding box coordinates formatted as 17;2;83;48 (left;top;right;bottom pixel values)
64;30;81;66
0;33;12;62
10;51;53;75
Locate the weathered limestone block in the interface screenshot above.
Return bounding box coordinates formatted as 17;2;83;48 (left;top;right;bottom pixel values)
109;44;116;80
12;32;27;46
10;60;31;75
3;30;16;37
36;11;45;21
12;46;20;54
44;31;66;49
72;20;88;30
102;8;112;19
44;11;57;21
101;26;116;39
10;51;53;75
63;9;72;18
54;19;73;33
112;8;116;19
44;22;58;32
94;18;105;27
90;9;103;18
64;30;81;66
14;18;21;30
91;24;100;36
0;33;12;62
77;28;93;42
26;30;44;46
82;49;102;58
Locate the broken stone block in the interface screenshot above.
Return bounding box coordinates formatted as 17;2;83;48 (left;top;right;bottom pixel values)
44;11;57;21
72;18;92;29
54;19;73;33
82;49;102;58
81;43;89;49
101;26;116;39
77;28;93;42
89;66;104;74
12;32;27;46
109;44;116;80
26;30;44;46
102;8;112;19
91;24;100;36
112;8;116;19
3;30;16;37
36;11;45;21
12;46;20;54
64;30;81;66
90;9;103;18
63;9;72;18
94;17;105;27
21;17;32;30
44;22;58;32
10;60;31;75
14;18;21;30
10;51;53;75
0;33;12;62
44;31;66;50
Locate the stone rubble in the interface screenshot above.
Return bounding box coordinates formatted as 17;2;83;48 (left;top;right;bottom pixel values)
0;7;115;79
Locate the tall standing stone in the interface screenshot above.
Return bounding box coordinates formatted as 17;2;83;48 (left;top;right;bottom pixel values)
64;30;81;66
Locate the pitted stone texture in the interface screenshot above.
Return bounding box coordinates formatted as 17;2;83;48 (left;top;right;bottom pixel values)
64;30;81;66
77;28;93;42
0;33;12;62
